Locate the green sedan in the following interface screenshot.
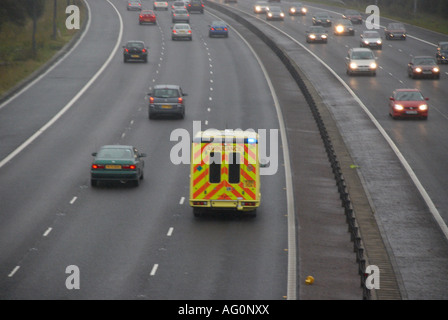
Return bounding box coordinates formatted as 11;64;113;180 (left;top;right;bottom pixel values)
90;145;146;187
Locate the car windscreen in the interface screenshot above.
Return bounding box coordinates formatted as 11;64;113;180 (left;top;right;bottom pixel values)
395;91;424;101
153;89;179;98
98;148;133;159
363;31;379;37
309;27;325;33
414;58;436;65
352;51;374;59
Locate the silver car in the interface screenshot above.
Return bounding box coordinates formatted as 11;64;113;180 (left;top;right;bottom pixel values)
266;6;285;21
172;9;190;23
360;30;383;50
171;23;193;41
346;47;377;76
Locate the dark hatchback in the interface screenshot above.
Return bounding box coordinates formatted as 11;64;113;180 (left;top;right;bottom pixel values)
209;21;229;38
187;0;204;13
312;12;332;27
91;145;146;187
384;22;406;40
123;40;148;63
147;84;188;119
408;56;440;79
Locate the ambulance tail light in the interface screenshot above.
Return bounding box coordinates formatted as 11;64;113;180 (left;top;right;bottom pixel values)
193;201;207;206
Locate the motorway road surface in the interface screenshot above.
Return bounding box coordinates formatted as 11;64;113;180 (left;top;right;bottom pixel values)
0;0;363;299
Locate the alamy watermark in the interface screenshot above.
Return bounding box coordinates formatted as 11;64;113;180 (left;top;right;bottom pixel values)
365;5;381;30
169;121;279;175
66;5;80;30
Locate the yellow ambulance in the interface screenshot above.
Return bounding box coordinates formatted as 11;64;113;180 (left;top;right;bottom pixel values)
190;129;261;217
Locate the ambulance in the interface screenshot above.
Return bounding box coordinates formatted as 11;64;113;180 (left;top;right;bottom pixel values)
190;129;262;217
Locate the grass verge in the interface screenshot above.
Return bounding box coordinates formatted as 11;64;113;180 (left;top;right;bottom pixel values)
0;0;86;98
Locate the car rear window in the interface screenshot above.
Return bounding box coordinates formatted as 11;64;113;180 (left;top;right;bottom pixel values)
127;42;144;49
98;148;133;159
153;89;180;98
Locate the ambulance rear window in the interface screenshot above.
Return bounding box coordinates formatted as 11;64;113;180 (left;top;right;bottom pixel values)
209;152;221;183
229;153;240;184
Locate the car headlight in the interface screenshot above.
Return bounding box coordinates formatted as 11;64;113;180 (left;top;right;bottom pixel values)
336;25;344;33
268;13;272;17
419;104;428;111
415;67;422;73
290;8;296;13
364;40;369;45
433;67;440;73
321;34;327;39
302;8;307;13
280;13;284;17
377;40;382;44
350;62;357;69
394;104;404;111
255;6;260;11
370;62;377;69
309;34;316;39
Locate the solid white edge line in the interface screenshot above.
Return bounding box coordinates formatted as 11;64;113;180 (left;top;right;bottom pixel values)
43;227;53;237
206;10;297;300
0;0;91;111
0;0;124;170
249;8;448;239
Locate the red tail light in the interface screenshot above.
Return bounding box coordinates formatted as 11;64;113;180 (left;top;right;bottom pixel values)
142;48;147;53
224;28;228;31
139;15;142;18
188;30;192;33
92;164;105;169
178;97;183;103
149;97;154;103
125;48;129;52
122;165;136;170
211;27;215;31
173;30;177;33
202;4;204;7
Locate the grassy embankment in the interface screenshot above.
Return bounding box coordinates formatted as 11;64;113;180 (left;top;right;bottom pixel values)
0;0;86;98
304;0;448;34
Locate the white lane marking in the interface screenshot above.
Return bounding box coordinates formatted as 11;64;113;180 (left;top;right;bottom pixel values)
179;197;185;205
207;107;211;112
8;266;20;278
206;10;297;300
0;0;124;170
0;1;92;111
167;227;174;236
43;227;53;237
70;196;77;204
205;120;208;125
150;264;159;276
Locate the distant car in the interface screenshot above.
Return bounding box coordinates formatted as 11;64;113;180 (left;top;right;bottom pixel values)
345;47;377;76
436;41;448;64
147;84;188;119
153;1;169;10
306;26;328;43
123;40;148;63
333;19;354;36
171;23;193;41
187;0;204;13
389;89;429;120
209;20;229;38
172;8;190;23
384;22;406;40
253;1;269;13
289;3;307;16
171;1;186;10
91;145;146;187
360;30;382;49
139;10;157;25
408;56;440;79
342;9;362;24
127;0;142;11
266;6;285;21
312;12;332;27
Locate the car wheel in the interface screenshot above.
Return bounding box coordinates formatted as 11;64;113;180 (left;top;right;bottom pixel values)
123;56;127;63
371;71;376;76
193;207;205;217
134;179;140;187
91;179;98;187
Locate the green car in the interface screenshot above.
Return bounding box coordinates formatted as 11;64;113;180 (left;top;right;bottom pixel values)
91;145;146;187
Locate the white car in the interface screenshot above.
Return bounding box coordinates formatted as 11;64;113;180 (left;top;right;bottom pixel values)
360;30;383;50
172;23;192;41
345;48;377;76
254;1;269;13
153;1;168;10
